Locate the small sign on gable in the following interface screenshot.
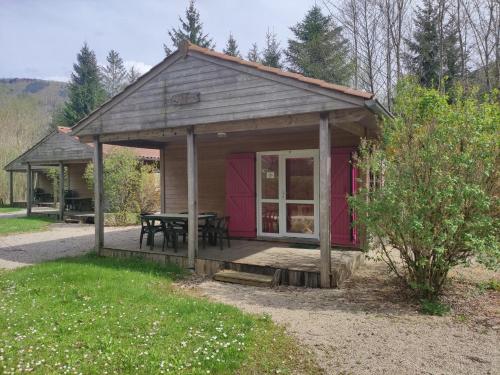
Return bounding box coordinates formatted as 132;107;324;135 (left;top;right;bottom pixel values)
167;92;201;105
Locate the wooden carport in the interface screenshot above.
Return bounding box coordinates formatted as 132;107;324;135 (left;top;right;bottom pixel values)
4;127;94;219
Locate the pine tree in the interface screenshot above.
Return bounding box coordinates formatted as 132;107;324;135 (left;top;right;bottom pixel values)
247;43;260;62
164;0;215;55
62;43;106;126
261;30;283;68
286;5;352;84
101;50;127;97
127;66;141;84
405;0;440;88
223;33;241;58
443;15;462;91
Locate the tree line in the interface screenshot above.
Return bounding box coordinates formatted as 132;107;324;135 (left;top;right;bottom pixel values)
57;45;141;126
59;0;499;127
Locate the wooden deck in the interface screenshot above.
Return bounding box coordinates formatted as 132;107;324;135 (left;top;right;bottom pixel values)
103;231;364;288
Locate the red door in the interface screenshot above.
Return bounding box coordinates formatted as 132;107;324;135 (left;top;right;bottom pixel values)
225;153;256;238
331;148;358;246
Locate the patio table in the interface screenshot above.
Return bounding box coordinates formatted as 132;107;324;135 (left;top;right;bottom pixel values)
141;213;217;248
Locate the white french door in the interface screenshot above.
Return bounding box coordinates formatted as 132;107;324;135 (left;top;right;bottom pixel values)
256;150;319;239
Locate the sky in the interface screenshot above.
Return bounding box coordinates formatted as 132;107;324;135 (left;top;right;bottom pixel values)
0;0;319;82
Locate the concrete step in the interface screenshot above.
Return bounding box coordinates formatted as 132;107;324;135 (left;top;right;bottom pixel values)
213;269;273;287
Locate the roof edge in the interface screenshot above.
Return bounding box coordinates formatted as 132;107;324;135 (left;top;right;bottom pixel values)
365;99;393;119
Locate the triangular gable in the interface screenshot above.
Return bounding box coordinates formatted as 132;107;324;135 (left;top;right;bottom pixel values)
6;129;94;169
71;42;376;137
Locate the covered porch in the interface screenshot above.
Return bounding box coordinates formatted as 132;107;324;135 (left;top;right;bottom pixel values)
103;229;364;287
71;41;388;287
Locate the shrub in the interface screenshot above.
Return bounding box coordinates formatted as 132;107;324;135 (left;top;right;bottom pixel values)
350;80;499;300
420;299;451;316
84;148;160;221
138;163;160;214
104;212;140;226
477;279;500;292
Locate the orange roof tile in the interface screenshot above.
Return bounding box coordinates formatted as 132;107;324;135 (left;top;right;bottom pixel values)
57;126;72;134
102;145;160;160
184;41;374;100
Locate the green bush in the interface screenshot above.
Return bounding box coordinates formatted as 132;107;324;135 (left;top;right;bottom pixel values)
420;299;451;316
350;80;499;300
84;148;160;221
104;212;140;226
138;163;160;214
477;279;500;292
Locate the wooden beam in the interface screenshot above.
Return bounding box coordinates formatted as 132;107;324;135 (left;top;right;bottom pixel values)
96;113;320;144
93;137;104;255
319;113;332;288
26;163;32;216
160;146;166;213
193;113;320;134
59;162;65;220
9;171;14;206
186;127;198;268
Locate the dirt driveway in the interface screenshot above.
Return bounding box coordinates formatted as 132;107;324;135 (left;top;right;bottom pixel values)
189;260;499;375
0;223;136;269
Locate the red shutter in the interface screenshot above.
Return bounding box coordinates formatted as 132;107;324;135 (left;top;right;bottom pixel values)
331;148;358;246
225;153;256;238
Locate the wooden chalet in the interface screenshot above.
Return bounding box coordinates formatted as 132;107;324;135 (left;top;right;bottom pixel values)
69;41;389;288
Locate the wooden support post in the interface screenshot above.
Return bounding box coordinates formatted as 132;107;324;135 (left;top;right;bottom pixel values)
160;146;166;214
363;156;371;246
59;162;65;220
93;137;104;255
186;128;198;269
26;163;32;216
9;171;14;206
359;128;370;249
67;166;71;191
319;113;332;288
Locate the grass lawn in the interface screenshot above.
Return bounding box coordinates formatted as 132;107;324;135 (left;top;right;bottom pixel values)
0;216;55;236
0;207;23;214
0;254;320;374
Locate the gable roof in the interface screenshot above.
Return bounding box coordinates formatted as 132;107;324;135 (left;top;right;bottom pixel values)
4;127;159;172
186;43;374;99
71;41;383;136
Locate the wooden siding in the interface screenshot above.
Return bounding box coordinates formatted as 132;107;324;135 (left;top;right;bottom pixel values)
78;55;361;136
22;131;94;164
163;127;360;215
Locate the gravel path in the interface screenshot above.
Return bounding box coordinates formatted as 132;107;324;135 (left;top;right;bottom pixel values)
0;209;27;218
0;223;137;269
191;261;499;375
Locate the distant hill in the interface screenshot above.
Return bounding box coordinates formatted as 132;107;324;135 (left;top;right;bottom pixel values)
0;78;69;203
0;78;68;116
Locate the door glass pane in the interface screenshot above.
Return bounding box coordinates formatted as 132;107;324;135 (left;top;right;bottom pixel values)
262;202;279;234
286;204;314;234
286;157;314;200
261;155;279;199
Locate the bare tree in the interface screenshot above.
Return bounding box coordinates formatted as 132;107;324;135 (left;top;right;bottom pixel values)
358;0;384;94
391;0;412;80
324;0;412;106
460;0;500;90
455;0;471;82
331;0;361;88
